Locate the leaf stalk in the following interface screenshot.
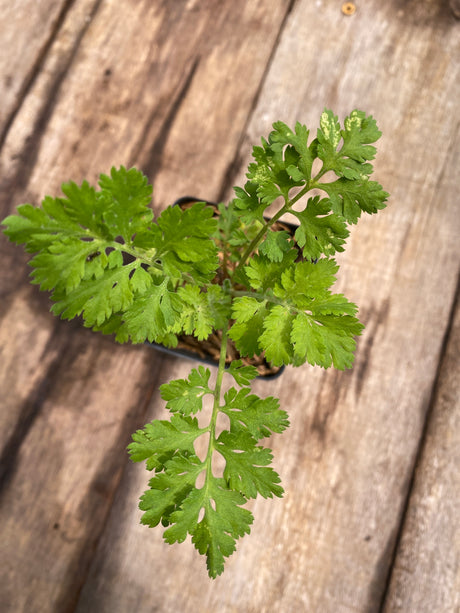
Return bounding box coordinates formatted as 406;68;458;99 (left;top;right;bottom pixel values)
203;323;229;483
235;174;326;270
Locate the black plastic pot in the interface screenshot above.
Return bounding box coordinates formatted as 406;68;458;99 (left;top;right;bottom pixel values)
146;197;301;380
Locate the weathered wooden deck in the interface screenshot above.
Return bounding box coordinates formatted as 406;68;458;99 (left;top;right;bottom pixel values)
0;1;459;611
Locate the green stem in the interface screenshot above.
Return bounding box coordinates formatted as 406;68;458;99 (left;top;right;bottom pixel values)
236;184;311;271
113;242;196;284
204;324;229;480
85;232;164;274
231;288;303;317
115;243;163;272
234;167;330;272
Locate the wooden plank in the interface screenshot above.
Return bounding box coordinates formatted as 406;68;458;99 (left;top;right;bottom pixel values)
0;1;293;611
0;0;291;208
0;0;74;140
0;0;108;483
0;330;166;612
74;1;460;612
382;292;460;613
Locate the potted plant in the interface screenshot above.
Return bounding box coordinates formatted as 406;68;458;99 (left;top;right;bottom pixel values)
2;109;388;578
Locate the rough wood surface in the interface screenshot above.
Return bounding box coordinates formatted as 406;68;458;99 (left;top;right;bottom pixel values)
0;0;459;612
75;1;460;612
0;1;293;612
383;291;460;613
0;0;71;140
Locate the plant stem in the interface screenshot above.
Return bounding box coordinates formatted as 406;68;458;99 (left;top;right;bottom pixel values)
234;165;330;272
236;184;311;270
204;324;229;480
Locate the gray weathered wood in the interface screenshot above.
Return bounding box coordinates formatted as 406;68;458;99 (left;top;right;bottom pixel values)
450;0;460;18
0;0;106;494
1;0;459;611
0;1;293;611
0;0;114;485
74;1;460;612
0;0;72;140
382;293;460;612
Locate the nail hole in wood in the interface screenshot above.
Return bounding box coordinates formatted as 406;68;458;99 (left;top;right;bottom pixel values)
342;2;356;16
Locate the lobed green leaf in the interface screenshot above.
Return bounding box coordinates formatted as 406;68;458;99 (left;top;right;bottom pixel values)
226;360;258;387
128;414;205;470
258;230;291;262
217;430;283;499
160;366;212;415
221;387;289;439
321;177;389;224
293;196;349;259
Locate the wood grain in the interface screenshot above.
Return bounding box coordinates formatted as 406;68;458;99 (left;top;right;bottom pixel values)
0;1;293;611
74;1;460;612
0;0;458;611
382;291;460;612
0;0;72;141
0;0;113;483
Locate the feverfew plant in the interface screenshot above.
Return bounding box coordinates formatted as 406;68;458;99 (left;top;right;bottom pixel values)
2;110;388;578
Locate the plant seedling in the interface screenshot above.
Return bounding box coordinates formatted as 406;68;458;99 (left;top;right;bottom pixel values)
2;109;388;578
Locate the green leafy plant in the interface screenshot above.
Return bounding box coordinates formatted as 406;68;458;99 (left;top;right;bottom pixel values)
2;109;388;578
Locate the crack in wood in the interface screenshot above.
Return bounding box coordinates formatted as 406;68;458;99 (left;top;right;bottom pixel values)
216;0;298;203
0;0;104;211
354;298;391;400
0;0;77;152
138;56;200;189
0;320;67;494
377;277;460;612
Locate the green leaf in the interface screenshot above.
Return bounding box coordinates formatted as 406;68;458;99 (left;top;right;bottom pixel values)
204;284;232;330
29;238;107;293
128;414;205;470
57;180;105;235
290;311;325;367
217;431;284;499
245;250;298;293
235;121;312;224
1;168;177;336
321;177;388;224
258;230;291;262
130;353;288;578
259;305;295;367
2;178;114;257
139;453;203;528
226;360;258;387
51;261;139;326
121;278;180;343
99;166;153;240
247;143;284;205
160;366;212;415
151;202;219;283
240;258;364;368
233;183;268;225
293;196;349;259
229;297;268;357
221;387;289;439
291;311;363;369
231;296;265;323
270;120;314;182
317;108;342;163
339;110;382;178
215;201;256;261
309;293;359;317
275;259;340;305
175;284;215;340
164;479;253;579
2;201;80;252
